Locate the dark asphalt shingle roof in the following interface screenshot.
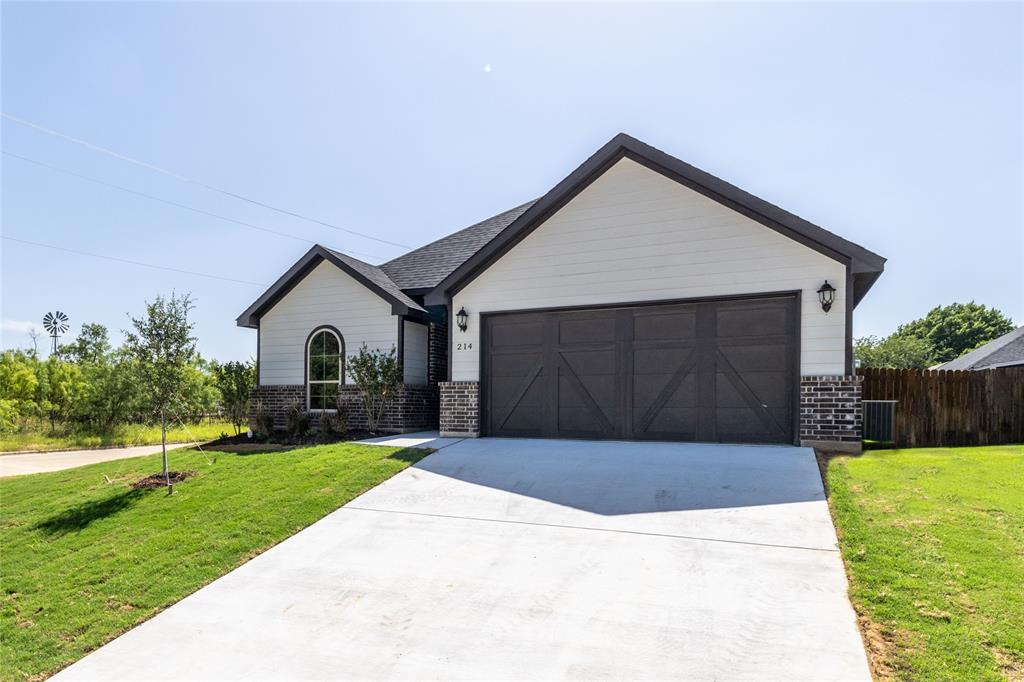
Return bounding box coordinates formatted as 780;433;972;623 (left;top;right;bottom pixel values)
323;248;425;313
938;326;1024;370
379;200;538;290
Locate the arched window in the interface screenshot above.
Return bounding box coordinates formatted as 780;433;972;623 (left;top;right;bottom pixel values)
307;327;343;410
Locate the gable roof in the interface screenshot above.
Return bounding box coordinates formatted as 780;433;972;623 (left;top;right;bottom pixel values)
424;133;886;306
937;326;1024;370
236;245;425;328
379;200;537;291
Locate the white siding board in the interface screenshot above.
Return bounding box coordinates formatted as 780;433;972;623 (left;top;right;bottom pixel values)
453;158;848;379
402;321;429;385
259;261;397;385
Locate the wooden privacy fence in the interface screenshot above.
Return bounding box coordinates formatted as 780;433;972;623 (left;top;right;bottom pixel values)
860;367;1024;448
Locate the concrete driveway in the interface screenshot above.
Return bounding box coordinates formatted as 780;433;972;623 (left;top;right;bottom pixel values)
55;438;869;681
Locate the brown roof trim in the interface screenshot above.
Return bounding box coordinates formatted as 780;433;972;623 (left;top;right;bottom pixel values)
236;245;424;329
425;133;885;307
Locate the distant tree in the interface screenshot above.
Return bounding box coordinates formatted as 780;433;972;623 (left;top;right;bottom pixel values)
27;328;41;358
892;303;1014;364
854;335;934;369
0;350;40;420
212;360;255;435
123;293;197;487
59;323;112;364
348;344;401;433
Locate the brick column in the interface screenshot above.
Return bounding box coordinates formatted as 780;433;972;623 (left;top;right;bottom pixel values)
799;375;863;453
439;381;480;437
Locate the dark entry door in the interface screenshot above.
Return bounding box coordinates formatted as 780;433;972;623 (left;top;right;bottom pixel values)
481;295;798;444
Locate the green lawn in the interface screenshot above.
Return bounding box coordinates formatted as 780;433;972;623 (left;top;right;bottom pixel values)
0;442;427;681
825;445;1024;680
0;421;237;453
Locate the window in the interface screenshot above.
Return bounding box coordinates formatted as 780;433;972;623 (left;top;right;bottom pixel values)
307;328;343;410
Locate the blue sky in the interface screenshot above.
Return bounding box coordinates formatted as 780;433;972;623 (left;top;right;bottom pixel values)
2;2;1021;361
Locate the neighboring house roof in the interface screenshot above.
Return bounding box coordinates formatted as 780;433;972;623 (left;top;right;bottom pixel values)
238;132;887;328
379;200;537;291
424;133;886;306
937;326;1024;371
236;245;425;328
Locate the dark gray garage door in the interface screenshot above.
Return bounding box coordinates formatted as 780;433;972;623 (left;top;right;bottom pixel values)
481;295;798;444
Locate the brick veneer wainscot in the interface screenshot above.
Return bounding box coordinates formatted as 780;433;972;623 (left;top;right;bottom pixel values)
439;381;480;437
250;383;438;433
799;375;863;452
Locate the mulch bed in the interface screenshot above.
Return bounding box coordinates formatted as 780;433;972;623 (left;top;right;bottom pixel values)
131;470;196;489
204;430;382;449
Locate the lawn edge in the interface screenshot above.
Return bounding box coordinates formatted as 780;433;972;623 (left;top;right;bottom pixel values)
28;444;433;681
815;449;898;682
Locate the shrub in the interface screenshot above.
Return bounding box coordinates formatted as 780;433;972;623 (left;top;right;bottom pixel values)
254;401;275;436
348;344;401;432
286;402;310;439
315;409;338;433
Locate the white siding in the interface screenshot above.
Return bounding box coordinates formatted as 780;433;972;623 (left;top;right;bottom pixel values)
452;157;848;379
259;260;397;385
402;320;429;385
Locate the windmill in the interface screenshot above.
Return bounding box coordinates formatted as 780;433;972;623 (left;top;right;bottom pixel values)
42;311;70;354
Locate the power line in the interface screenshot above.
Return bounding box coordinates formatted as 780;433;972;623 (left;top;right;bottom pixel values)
2;150;386;260
1;111;413;249
2;235;267;286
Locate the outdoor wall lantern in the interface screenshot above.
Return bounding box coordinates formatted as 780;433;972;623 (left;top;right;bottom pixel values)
456;306;469;332
817;280;837;313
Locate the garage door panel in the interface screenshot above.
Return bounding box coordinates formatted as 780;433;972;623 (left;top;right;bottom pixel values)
633;309;697;341
489;319;544;347
633;347;695;375
488;352;544;377
558;315;617;344
717;343;791;373
483;296;796;443
639;408;698;438
716;304;791;338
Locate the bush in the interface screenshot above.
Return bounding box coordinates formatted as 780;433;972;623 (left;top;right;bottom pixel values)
286;402;310;438
314;409;338;434
254;401;274;436
347;344;401;432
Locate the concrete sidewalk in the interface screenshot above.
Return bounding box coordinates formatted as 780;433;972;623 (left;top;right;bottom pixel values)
54;438;869;680
0;444;184;477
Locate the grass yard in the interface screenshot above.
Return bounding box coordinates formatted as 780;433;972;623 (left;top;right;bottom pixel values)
825;445;1024;681
0;442;428;681
0;420;237;453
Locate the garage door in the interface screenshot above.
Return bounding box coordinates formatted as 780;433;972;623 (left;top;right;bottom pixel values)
481;295;798;444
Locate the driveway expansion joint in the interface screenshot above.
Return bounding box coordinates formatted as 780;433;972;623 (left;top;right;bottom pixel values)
342;504;841;553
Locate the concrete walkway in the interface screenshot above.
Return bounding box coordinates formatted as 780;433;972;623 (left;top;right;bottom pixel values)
0;444;182;477
54;438;869;680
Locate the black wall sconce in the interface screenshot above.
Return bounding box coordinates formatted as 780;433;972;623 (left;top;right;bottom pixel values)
817;280;836;313
456;306;469;332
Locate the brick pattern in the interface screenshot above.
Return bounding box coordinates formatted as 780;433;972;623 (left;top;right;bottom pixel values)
250;383;438;434
800;375;863;449
439;381;480;437
249;385;305;430
337;384;437;432
428;321;448;385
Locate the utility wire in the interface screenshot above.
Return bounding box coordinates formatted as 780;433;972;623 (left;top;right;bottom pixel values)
1;112;413;249
2;150;385;260
2;235;266;286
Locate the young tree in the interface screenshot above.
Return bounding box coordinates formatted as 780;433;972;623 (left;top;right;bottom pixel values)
892;302;1014;364
854;335;934;369
348;344;401;433
123;293;197;486
212;360;256;435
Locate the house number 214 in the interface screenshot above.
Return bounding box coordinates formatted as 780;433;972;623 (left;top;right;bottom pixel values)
457;342;473;351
